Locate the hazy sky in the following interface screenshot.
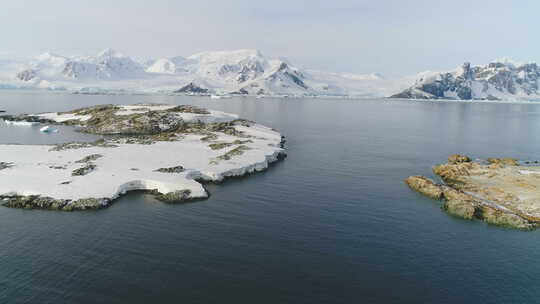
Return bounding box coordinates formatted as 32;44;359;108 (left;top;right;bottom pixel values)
1;0;538;77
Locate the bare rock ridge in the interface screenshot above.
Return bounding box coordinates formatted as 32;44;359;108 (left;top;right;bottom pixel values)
406;154;540;230
174;82;209;94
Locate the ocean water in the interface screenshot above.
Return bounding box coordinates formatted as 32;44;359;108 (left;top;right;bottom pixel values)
2;91;540;303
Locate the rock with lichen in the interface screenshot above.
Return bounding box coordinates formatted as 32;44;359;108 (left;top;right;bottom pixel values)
448;154;471;164
406;154;540;230
405;176;443;200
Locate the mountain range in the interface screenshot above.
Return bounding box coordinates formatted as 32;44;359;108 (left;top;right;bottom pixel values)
2;49;540;101
0;48;402;97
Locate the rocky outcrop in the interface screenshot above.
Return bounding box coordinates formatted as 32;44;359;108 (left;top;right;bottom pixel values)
154;166;185;173
0;162;13;170
443;199;476;220
174;82;209;94
406;154;540;230
405;176;443;199
153;190;193;203
16;69;37;81
1;196;107;211
392;61;540;100
448;154;471;164
487;157;519;166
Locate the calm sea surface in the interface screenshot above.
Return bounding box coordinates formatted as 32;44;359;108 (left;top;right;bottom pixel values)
2;91;540;303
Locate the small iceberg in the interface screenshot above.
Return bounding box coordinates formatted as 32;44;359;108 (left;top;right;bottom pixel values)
40;126;59;133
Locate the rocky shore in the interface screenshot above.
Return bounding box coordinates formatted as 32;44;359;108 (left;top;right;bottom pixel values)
0;104;286;211
406;155;540;230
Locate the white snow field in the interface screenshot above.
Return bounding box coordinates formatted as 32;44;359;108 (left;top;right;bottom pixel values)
0;104;286;210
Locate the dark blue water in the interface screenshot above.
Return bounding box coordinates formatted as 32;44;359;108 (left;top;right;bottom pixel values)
2;91;540;303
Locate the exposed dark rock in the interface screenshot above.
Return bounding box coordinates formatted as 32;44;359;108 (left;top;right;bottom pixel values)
153;190;192;203
16;69;37;81
174;82;209;94
154;166;185;173
72;164;96;176
49;165;67;170
166;105;209;114
50;139;118;151
230;88;249;95
75;154;103;163
212;145;251;163
209;140;253;150
0;162;13;170
448;154;471;164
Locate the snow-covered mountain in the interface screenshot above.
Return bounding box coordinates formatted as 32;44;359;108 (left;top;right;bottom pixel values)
391;61;540;100
1;48;399;97
147;49;312;95
16;49;145;82
145;56;188;74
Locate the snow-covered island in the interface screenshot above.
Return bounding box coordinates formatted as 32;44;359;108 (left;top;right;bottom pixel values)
0;104;286;211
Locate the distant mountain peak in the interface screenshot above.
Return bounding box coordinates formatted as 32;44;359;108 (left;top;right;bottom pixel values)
36;52;65;60
97;48;124;59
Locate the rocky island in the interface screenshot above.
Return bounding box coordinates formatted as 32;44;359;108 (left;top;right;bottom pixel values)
406;155;540;230
0;104;286;211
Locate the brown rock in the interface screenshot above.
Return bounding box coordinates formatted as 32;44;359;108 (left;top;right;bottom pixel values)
405;176;443;200
478;205;533;230
433;163;472;182
443;200;476;220
442;186;473;202
487;158;519;166
448;154;471;164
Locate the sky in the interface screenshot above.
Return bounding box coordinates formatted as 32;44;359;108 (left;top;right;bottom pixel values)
1;0;539;77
